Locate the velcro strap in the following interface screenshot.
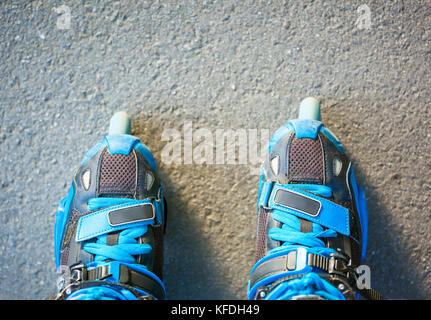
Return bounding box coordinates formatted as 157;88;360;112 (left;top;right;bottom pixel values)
76;200;155;242
268;184;350;236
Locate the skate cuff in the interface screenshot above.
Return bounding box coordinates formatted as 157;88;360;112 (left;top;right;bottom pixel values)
259;182;350;236
75;200;157;242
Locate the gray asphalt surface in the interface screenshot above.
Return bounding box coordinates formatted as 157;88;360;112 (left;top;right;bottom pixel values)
0;0;430;299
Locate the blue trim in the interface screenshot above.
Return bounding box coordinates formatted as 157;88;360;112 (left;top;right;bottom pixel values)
81;135;157;171
105;135;158;171
268;184;350;236
75;199;155;242
268;119;344;156
105;134;140;156
286;119;322;139
159;187;165;225
55;183;75;269
357;185;368;260
349;168;368;260
256;172;265;210
153;197;162;224
257;181;273;209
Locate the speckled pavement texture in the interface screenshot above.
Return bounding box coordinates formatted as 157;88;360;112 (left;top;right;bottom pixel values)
0;0;430;299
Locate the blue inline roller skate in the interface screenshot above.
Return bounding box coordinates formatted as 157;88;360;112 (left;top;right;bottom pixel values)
248;98;383;300
54;111;167;300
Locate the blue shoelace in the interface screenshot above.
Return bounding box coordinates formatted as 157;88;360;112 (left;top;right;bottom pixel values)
82;197;152;264
67;285;139;300
265;273;345;300
263;184;345;300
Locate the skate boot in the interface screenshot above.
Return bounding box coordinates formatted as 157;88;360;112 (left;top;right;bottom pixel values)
54;112;167;300
248;98;382;300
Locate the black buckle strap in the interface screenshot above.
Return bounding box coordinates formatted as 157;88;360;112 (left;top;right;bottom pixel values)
308;251;357;279
250;251;298;289
251;250;384;300
69;263;165;300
